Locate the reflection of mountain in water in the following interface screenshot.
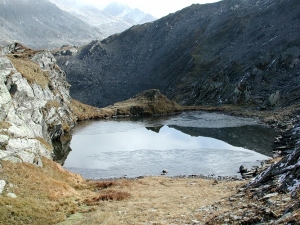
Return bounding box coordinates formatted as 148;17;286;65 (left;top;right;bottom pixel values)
169;125;277;157
146;126;164;133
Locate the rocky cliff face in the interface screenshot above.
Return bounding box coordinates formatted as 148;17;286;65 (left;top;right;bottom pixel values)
55;0;300;109
0;43;75;166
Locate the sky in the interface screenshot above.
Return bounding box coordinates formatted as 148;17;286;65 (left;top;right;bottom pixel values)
81;0;221;18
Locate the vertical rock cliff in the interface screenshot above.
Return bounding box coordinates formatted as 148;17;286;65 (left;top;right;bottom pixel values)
0;43;75;166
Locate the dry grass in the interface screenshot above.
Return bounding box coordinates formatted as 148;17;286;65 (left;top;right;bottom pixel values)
0;159;84;225
68;99;105;120
0;158;247;225
35;137;53;152
0;159;134;225
0;121;11;129
84;190;131;204
106;90;183;116
7;55;50;88
67;177;246;225
45;100;61;110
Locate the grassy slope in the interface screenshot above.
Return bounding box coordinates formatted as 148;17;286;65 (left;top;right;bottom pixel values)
0;158;246;225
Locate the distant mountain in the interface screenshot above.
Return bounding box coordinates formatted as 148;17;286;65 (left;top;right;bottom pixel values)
0;0;103;49
49;0;156;38
104;2;132;17
103;2;156;25
49;0;132;37
55;0;300;109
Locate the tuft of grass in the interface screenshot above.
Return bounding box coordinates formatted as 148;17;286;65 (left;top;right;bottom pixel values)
7;55;50;88
84;190;131;205
86;179;131;191
45;100;60;110
62;122;71;133
68;99;104;120
35;137;53;152
0;121;11;129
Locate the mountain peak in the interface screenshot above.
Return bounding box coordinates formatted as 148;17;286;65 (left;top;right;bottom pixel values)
103;2;133;17
103;1;156;24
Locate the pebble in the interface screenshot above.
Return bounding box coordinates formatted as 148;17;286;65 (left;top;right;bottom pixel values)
262;193;278;199
7;193;17;198
0;180;6;194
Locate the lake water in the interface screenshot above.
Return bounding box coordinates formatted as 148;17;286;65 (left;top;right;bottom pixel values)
64;111;277;179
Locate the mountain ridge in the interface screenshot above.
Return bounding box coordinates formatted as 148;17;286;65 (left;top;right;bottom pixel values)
55;0;300;109
0;0;104;49
49;0;157;38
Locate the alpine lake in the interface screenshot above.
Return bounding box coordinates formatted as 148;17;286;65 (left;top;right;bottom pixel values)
62;111;278;179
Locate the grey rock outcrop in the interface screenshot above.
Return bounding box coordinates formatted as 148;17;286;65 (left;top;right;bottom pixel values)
248;118;300;198
0;43;75;165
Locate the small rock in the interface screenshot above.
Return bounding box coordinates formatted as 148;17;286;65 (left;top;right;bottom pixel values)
7;193;17;198
282;197;291;202
262;193;278;199
212;179;218;185
230;214;242;220
238;188;246;192
161;169;168;175
0;180;6;194
191;219;201;224
234;193;245;198
239;165;248;173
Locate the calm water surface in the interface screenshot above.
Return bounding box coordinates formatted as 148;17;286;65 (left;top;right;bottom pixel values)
64;112;277;179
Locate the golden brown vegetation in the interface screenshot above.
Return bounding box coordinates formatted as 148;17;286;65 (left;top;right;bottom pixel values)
59;177;246;225
0;121;11;130
0;159;135;225
35;137;53;152
67;89;183;122
0;156;250;225
84;190;131;204
106;89;183;116
68;99;106;121
0;159;82;225
45;100;61;110
7;55;50;88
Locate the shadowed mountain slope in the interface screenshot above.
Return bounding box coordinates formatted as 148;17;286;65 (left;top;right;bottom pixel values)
0;0;103;49
55;0;300;108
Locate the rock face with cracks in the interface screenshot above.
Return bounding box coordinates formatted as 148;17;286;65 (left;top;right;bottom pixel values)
0;43;75;166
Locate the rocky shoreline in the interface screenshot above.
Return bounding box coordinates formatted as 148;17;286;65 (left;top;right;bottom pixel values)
86;106;300;224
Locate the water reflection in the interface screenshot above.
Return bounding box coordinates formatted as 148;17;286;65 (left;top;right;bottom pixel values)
64;112;276;179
